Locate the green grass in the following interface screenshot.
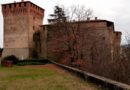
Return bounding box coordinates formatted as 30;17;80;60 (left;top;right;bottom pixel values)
0;64;101;90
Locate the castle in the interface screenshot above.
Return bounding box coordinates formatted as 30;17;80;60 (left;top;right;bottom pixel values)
2;1;121;64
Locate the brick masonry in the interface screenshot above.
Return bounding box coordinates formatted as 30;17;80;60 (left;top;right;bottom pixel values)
39;20;121;65
1;1;121;62
2;1;44;59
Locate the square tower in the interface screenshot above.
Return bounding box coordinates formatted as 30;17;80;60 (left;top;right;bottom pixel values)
2;1;44;59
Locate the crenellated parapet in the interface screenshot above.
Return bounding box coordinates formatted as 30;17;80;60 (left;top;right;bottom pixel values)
2;1;44;18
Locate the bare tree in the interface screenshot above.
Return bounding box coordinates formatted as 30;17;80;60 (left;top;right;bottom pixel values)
64;5;93;67
122;36;130;60
47;5;93;66
46;5;130;84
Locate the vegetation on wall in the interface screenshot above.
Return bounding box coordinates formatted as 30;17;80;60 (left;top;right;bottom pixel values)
48;5;93;64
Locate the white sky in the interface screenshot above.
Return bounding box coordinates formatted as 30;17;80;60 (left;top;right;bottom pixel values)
0;0;130;47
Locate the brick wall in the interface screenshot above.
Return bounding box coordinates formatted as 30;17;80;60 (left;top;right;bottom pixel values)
39;20;121;66
2;1;44;59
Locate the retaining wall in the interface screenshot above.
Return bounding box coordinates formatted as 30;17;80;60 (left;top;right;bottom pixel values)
49;60;130;90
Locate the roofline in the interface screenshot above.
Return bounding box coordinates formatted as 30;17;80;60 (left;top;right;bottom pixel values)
75;19;114;24
1;1;44;11
39;19;114;27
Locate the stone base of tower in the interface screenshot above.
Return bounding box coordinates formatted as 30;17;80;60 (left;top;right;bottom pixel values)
2;48;30;60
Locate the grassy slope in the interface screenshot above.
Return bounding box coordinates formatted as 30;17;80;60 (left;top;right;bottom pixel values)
0;64;101;90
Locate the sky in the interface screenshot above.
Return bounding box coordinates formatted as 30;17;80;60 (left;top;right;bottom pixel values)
0;0;130;47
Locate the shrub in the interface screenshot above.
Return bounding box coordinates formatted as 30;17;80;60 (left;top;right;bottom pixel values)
0;48;3;53
2;55;19;64
16;59;50;66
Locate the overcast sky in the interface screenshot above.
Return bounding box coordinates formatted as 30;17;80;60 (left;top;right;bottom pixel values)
0;0;130;47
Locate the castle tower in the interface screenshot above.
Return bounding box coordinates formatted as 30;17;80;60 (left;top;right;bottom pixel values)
2;1;44;59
